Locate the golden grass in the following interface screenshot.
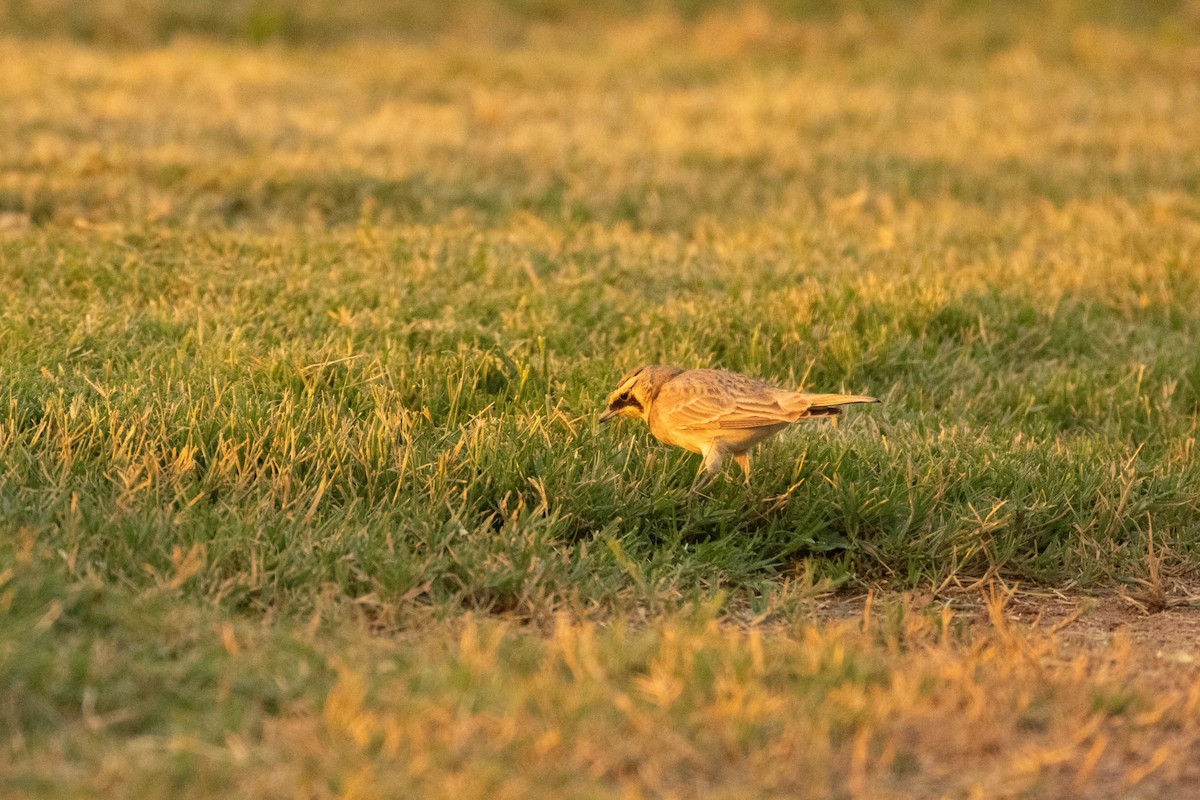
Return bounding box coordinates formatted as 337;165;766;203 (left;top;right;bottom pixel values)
6;586;1200;799
3;6;1200;797
2;14;1199;231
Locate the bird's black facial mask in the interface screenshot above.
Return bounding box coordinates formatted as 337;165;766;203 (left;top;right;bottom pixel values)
599;391;643;422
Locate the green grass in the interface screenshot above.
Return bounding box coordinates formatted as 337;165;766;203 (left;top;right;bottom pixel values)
3;218;1197;616
2;5;1200;796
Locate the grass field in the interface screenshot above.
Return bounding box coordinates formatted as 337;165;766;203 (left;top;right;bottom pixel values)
3;2;1200;796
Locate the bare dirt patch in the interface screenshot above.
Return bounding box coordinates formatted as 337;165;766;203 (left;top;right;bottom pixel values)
809;582;1200;798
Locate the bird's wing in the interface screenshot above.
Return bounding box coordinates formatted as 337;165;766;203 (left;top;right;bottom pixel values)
657;370;803;430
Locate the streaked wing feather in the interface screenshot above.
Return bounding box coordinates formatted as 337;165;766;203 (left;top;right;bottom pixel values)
649;369;874;443
659;373;803;431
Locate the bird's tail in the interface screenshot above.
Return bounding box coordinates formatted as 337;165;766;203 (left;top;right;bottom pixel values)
795;393;879;418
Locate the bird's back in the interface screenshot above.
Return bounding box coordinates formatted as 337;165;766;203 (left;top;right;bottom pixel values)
647;368;875;453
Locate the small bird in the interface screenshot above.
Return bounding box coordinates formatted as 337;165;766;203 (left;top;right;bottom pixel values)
599;365;878;487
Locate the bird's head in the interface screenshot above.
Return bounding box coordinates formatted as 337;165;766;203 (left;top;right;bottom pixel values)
598;365;681;424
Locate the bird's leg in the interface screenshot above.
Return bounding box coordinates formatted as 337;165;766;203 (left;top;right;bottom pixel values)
734;452;752;486
692;444;726;490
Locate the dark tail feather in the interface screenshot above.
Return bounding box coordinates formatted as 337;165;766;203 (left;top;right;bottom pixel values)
793;392;879;421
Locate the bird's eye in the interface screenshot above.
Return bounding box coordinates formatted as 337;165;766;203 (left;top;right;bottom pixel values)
619;392;631;401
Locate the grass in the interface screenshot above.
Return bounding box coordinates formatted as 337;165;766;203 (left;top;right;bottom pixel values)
2;3;1200;796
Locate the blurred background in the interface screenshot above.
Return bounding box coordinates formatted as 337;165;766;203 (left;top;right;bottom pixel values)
2;0;1199;47
3;0;1199;235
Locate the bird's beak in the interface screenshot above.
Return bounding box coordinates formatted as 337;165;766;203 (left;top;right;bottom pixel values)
598;407;617;424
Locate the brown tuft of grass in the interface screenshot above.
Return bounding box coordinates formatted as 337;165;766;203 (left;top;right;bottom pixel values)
6;586;1200;799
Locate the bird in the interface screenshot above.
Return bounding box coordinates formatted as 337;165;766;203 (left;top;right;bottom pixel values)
598;365;878;487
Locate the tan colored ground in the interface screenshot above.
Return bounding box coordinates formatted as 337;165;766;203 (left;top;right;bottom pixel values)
808;583;1200;799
